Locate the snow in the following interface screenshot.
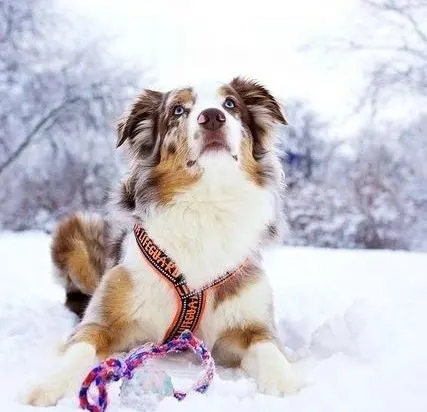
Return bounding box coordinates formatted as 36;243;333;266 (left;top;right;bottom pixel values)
1;231;427;411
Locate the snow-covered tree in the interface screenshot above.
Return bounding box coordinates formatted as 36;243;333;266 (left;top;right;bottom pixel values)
0;0;144;230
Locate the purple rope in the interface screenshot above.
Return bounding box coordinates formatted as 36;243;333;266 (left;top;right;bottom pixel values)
79;331;215;412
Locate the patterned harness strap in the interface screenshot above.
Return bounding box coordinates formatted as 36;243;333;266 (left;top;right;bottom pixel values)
133;224;240;343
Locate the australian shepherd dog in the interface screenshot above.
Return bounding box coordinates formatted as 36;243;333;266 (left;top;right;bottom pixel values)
25;77;302;406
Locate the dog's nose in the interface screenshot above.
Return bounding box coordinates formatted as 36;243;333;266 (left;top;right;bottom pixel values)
197;108;226;131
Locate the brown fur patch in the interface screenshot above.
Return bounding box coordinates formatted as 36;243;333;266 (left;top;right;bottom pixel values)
157;88;194;142
151;138;201;204
100;265;135;328
51;214;105;297
218;85;250;123
213;260;262;309
213;322;274;367
66;248;100;293
240;136;265;186
220;322;274;348
66;266;135;358
168;142;177;154
67;323;114;359
166;88;194;108
230;77;287;126
230;77;286;164
117;90;163;149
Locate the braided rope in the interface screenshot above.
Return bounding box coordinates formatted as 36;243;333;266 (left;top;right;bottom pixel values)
79;331;215;412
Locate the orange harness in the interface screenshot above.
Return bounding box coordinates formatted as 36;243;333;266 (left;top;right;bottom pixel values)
134;224;240;343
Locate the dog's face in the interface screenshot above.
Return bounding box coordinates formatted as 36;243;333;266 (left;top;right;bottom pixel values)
117;77;286;206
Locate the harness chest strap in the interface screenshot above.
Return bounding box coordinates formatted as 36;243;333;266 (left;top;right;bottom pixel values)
133;224;240;343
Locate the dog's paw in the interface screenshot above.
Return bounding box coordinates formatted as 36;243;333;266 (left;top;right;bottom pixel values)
24;380;67;406
22;342;96;406
256;354;304;396
23;373;79;407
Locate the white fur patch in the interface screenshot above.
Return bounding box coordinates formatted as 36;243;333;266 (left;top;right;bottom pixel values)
201;274;273;349
24;342;96;406
241;341;302;395
143;155;274;290
187;82;244;158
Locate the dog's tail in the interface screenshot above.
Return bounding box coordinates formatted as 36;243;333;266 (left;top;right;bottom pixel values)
51;212;107;319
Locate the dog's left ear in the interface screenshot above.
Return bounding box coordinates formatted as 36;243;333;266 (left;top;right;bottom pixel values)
230;77;287;127
116;89;164;148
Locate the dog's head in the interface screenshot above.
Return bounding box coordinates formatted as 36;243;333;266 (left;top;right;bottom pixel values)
116;77;286;208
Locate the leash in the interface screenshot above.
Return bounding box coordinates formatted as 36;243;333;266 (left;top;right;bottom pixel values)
79;331;215;412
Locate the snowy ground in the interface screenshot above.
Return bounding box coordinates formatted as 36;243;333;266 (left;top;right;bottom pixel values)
1;231;426;412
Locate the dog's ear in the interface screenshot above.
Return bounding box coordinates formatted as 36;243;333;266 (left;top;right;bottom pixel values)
116;90;164;148
230;77;287;127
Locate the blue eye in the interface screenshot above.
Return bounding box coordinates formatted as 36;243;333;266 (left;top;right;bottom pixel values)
224;98;235;109
174;105;185;116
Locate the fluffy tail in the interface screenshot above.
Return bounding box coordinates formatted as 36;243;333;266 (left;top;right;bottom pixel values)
51;213;106;318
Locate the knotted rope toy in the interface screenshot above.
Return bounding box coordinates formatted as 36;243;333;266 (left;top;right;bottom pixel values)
79;331;215;412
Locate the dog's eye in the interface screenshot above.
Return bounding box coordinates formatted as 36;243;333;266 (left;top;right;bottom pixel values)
224;98;236;109
174;105;185;116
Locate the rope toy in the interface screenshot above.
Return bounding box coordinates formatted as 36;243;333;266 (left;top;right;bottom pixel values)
79;331;215;412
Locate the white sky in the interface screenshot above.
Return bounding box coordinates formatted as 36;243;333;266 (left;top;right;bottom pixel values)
60;0;367;134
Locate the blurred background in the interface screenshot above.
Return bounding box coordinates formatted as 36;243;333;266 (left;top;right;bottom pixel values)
0;0;426;251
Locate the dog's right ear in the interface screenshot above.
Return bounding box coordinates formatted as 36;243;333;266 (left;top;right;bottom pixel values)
116;90;164;148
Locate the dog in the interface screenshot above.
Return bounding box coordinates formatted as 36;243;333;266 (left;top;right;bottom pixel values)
25;77;301;406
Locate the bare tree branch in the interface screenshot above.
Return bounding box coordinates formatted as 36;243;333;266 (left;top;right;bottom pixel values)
308;0;427;114
0;97;79;175
371;0;427;44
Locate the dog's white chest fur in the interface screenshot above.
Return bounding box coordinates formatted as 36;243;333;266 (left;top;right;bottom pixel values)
121;157;275;342
143;157;275;289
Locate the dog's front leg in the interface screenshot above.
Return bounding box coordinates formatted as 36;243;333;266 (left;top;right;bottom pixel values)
241;339;301;396
214;323;302;396
24;336;99;406
25;265;134;406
